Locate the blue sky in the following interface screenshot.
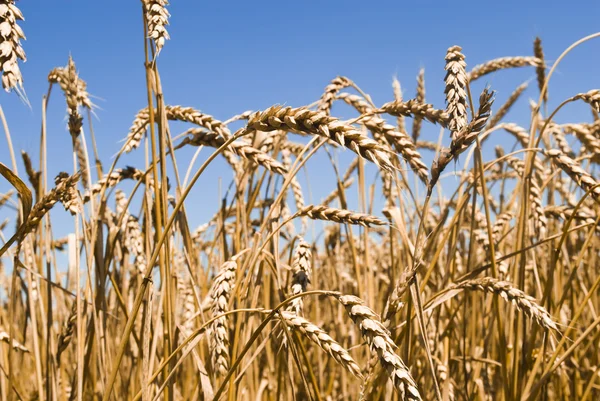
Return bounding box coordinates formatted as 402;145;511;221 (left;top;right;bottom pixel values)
1;0;599;236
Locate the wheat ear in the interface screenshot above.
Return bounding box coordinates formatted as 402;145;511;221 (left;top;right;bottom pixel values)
336;294;421;400
209;260;237;375
445;45;468;140
454;277;558;331
277;311;364;379
294;205;386;227
247;106;394;170
0;1;26;92
287;239;312;314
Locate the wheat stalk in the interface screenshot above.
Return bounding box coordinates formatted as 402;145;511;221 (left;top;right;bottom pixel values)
487;82;528;128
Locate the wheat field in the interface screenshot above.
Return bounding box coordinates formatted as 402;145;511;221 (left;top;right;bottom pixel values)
0;2;599;400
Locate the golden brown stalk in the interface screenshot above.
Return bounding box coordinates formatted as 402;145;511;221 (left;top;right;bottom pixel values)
143;0;170;54
287;239;312;314
544;149;600;201
487;82;528;128
209;260;237;375
318;76;354;115
73;136;90;189
0;0;26;92
321;177;354;205
277;311;364;379
572;90;600;113
281;150;307;231
529;179;547;239
454;277;558;331
246;105;394;170
412;69;426;141
444;46;468;139
379;98;449;128
497;123;529;147
467;57;542;81
533;37;548;103
176;129;287;175
124;105;231;153
335;294;421;400
392;76;407;134
294;205;386;227
430;88;495;191
474;229;510;279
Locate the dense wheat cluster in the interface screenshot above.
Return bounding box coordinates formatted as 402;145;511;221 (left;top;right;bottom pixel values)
0;4;599;401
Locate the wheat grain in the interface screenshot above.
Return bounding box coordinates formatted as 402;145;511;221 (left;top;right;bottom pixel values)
176;129;287;175
336;294;421;400
318;76;354;115
209;260;237;375
247;105;394;170
277;311;364;379
545;149;600;201
379;99;449;128
392;76;407;134
0;0;26;92
454;277;558;331
410;69;426;142
288;239;312;314
430;88;495;191
533;37;547;103
143;0;170;54
467;57;542;81
124;105;231;153
294;205;386;227
445;46;468;139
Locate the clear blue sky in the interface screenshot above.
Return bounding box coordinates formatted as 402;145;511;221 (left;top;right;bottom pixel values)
1;1;599;235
